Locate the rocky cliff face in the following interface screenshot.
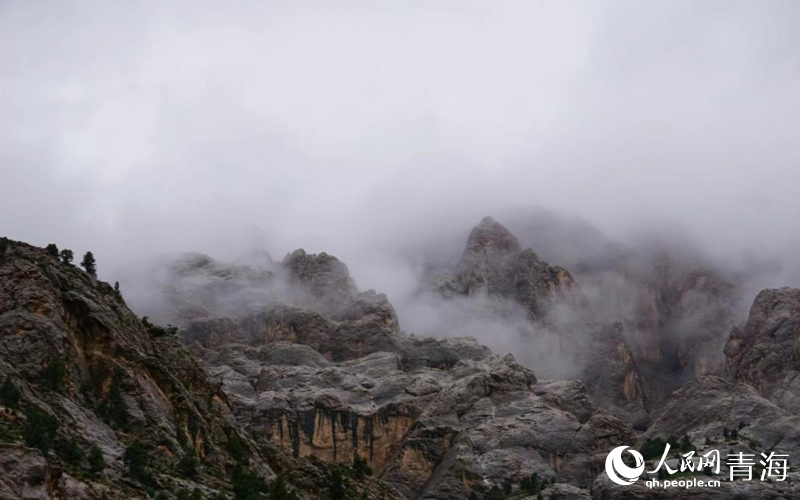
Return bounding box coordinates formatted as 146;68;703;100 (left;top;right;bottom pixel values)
171;250;401;362
427;218;647;425
0;239;405;500
726;287;800;413
586;288;800;499
623;265;738;409
645;375;800;462
433;216;579;320
197;332;638;500
588;374;800;499
0;240;279;498
151;237;639;499
489;210;742;412
581;322;647;427
4;222;799;499
580;290;800;499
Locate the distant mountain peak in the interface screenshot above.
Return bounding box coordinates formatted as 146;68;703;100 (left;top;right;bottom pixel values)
463;216;521;258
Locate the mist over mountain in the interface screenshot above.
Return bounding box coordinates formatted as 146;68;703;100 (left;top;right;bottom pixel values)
116;207;793;394
3;1;800;498
2;1;800;286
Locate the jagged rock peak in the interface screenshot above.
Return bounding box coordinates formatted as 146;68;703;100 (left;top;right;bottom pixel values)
726;286;800;413
454;217;524;295
282;248;357;299
462;216;522;260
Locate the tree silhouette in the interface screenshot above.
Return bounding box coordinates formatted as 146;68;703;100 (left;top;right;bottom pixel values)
60;249;74;265
24;405;59;453
177;448;200;478
55;437;84;464
269;475;298;500
98;369;129;428
89;445;106;475
0;377;21;409
81;252;97;277
0;238;9;262
41;359;67;392
123;440;151;483
231;465;269;500
329;468;345;500
352;455;372;479
46;244;59;258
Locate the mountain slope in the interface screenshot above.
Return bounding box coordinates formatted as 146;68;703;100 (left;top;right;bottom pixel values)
154;244;638;499
0;239;295;498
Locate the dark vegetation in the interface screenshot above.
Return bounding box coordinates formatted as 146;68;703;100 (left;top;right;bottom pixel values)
23;405;59;453
44;241;100;279
0;377;21;409
640;435;695;461
141;316;180;336
46;243;59;258
177;448;200;479
88;445;106;475
352;454;373;479
59;248;73;265
41;359;67;392
124;440;152;484
81;251;97;277
0;237;9;262
97;368;129;429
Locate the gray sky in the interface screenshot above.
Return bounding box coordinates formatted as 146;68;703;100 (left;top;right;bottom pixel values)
2;0;799;294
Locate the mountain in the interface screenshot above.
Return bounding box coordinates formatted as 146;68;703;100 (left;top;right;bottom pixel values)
0;239;396;499
2;215;800;499
590;285;800;498
430;216;579;319
427;217;647;426
490;209;741;408
163;244;636;499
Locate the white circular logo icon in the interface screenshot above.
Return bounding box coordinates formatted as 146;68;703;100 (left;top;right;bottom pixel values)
605;446;645;486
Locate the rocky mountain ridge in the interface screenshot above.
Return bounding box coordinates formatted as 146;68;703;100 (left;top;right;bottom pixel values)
166;237;638;499
427;217;647;425
0;238;401;499
2;214;800;499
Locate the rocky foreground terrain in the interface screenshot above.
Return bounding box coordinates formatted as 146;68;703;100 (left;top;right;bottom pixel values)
1;217;799;499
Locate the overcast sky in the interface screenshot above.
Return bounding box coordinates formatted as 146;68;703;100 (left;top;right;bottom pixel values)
2;1;799;292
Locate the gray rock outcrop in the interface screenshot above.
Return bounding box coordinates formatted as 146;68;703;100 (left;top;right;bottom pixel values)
726;287;800;413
